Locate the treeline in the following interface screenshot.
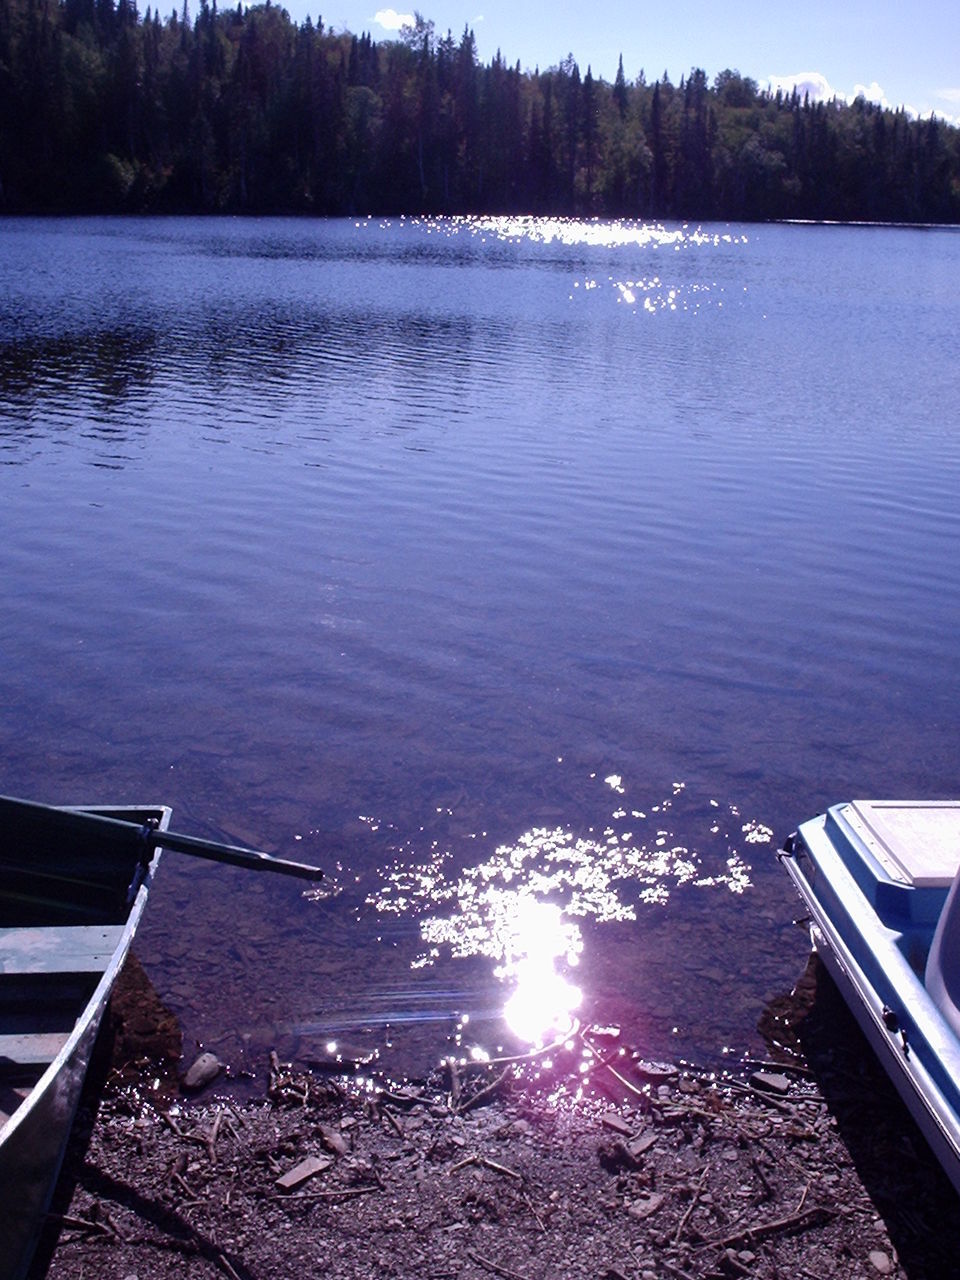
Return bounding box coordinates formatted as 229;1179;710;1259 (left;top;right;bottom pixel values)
2;0;959;221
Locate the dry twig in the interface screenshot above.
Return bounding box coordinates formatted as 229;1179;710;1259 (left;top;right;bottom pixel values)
466;1249;530;1280
522;1191;546;1232
206;1107;223;1165
50;1213;117;1242
673;1163;711;1244
269;1186;377;1201
457;1067;512;1114
381;1105;404;1138
449;1153;522;1181
700;1203;834;1251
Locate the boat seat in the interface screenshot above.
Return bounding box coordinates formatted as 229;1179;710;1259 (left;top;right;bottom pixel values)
845;801;960;887
925;868;960;1037
0;924;125;976
0;1030;71;1068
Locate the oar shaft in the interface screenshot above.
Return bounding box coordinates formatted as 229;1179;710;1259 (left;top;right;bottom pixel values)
142;826;322;880
0;795;322;881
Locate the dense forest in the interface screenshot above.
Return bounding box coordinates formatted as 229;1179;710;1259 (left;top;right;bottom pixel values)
2;0;959;221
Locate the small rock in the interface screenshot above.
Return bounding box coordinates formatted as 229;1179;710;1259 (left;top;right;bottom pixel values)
182;1051;221;1091
600;1111;632;1136
276;1153;333;1191
626;1193;665;1221
750;1070;791;1095
319;1124;349;1157
868;1250;893;1275
628;1132;658;1159
599;1139;640;1172
631;1059;678;1083
589;1024;622;1041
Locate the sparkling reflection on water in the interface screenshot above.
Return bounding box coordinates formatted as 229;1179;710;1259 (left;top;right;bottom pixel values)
1;216;959;1079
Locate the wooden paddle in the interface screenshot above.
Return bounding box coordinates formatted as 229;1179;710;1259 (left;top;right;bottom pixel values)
0;794;322;881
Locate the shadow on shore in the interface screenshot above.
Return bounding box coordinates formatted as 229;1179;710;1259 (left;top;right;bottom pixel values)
28;953;183;1280
764;952;960;1278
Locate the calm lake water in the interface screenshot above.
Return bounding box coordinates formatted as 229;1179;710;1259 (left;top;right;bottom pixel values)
2;216;959;1081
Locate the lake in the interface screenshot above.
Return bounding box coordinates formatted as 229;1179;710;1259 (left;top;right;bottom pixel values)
1;215;958;1081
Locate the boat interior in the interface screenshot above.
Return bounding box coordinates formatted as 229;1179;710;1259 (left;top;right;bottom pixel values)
0;804;157;1129
926;874;960;1039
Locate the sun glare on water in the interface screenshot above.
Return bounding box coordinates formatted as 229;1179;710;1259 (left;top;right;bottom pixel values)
361;777;765;1053
498;898;582;1046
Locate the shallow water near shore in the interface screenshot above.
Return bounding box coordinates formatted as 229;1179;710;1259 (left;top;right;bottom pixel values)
1;216;959;1076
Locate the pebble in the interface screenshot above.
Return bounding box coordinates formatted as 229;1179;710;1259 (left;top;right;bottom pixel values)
182;1051;221;1091
869;1250;893;1275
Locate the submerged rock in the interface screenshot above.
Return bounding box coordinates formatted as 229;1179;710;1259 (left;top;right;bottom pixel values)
182;1051;221;1091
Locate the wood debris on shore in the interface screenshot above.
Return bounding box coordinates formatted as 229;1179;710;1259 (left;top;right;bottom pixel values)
31;1010;960;1280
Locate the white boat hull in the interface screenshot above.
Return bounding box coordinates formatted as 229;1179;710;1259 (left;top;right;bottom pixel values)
783;800;960;1196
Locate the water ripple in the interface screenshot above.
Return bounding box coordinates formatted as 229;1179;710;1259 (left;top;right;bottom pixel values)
2;216;959;1068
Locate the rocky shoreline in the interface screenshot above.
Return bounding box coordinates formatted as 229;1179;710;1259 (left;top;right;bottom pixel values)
29;956;960;1280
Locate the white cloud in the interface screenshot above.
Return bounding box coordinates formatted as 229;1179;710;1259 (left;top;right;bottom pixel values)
766;71;902;112
851;80;892;110
763;71;837;103
372;7;414;30
762;70;960;123
933;91;960;125
763;71;960;125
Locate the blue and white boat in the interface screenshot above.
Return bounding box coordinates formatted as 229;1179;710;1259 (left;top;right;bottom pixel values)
782;799;960;1196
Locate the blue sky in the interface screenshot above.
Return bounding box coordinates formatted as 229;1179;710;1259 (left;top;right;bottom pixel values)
286;1;960;122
